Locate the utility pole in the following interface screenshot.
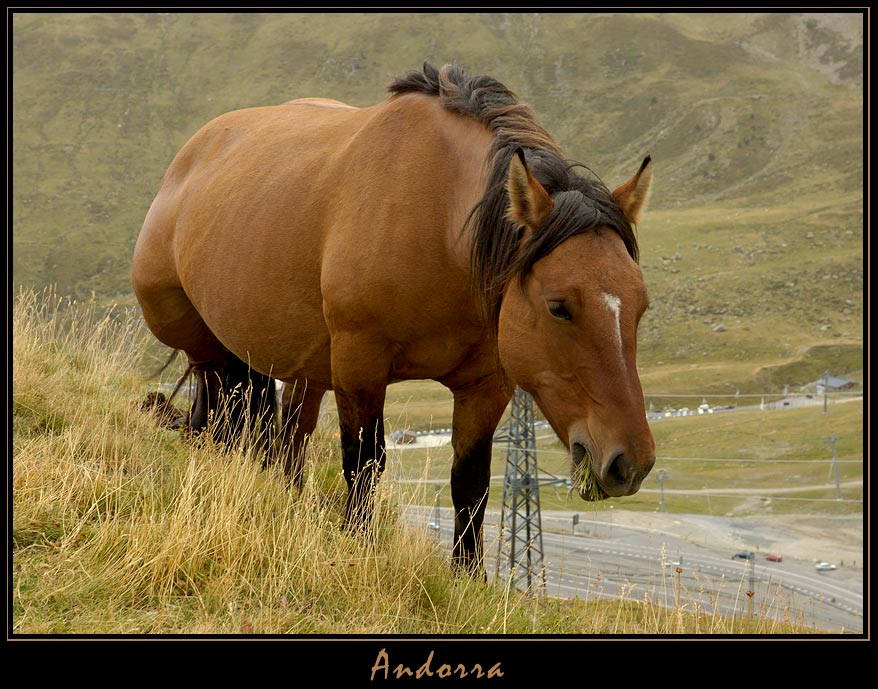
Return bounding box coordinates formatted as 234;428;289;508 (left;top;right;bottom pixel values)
609;504;614;538
747;555;756;617
657;469;668;512
431;484;441;536
821;370;830;414
825;434;842;500
497;387;545;595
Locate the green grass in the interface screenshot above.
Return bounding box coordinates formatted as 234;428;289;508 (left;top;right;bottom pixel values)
12;287;839;635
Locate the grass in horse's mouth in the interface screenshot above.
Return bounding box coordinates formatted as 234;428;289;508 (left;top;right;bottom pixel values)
570;443;606;501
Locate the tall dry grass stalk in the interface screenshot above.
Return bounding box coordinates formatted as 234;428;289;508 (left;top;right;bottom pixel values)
11;288;533;633
12;288;821;634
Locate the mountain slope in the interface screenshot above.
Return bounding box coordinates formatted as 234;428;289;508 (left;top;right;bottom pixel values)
11;11;864;392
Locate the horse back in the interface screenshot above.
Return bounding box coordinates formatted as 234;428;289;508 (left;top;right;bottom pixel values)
135;92;494;384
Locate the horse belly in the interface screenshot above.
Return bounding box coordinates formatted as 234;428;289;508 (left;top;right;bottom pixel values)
157;108;365;385
184;258;332;386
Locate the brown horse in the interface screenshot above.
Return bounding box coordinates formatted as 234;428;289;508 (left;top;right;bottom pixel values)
132;63;655;574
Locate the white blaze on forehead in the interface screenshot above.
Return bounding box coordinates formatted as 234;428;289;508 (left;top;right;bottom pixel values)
601;292;625;367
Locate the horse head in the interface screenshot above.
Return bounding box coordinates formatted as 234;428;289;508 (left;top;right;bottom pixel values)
498;149;655;500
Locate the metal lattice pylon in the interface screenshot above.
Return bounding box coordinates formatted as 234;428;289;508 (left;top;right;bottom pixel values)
495;387;546;595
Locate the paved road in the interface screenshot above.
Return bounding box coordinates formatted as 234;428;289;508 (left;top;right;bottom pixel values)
402;505;863;634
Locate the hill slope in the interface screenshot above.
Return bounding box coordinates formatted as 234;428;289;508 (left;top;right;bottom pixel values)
11;11;864;392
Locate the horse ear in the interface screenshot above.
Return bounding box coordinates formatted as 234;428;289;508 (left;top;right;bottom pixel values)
612;155;653;225
506;148;553;232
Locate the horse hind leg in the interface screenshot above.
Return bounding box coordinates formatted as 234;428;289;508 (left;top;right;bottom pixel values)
269;381;326;488
188;362;223;433
134;285;276;453
133;285;228;435
209;353;277;455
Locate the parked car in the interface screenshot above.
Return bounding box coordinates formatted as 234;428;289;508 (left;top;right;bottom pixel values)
765;554;783;562
390;429;418;444
815;562;837;571
732;551;754;561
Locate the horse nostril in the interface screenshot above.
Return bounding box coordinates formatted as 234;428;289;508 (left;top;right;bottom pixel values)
604;451;655;495
571;442;588;467
606;451;633;487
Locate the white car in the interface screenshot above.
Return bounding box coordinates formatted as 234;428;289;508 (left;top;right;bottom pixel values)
815;562;837;571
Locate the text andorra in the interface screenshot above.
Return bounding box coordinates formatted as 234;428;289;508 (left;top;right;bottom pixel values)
370;648;505;680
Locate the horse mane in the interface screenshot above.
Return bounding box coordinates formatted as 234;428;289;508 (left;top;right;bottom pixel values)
387;62;639;328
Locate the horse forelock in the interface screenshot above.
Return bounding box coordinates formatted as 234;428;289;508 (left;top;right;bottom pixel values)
388;62;639;330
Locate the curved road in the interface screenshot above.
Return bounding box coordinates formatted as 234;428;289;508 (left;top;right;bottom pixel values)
402;505;863;634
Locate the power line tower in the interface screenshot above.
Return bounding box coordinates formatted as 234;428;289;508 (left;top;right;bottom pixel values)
824;434;842;500
495;387;546;595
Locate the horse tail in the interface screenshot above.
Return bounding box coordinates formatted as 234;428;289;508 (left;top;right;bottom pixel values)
154;347;181;377
152;348;194;409
167;363;195;408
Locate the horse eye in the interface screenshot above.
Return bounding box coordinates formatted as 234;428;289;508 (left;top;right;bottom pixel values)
546;301;571;321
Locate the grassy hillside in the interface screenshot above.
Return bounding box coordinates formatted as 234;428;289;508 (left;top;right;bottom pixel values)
12;12;863;400
12;288;829;635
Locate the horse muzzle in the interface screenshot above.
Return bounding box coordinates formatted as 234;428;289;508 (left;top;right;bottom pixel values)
571;439;654;500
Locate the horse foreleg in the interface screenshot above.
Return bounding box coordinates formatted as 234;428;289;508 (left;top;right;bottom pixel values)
449;376;511;579
335;386;387;531
271;381;326;488
330;337;391;531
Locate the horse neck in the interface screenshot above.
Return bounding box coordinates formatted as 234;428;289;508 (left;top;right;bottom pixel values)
441;129;496;281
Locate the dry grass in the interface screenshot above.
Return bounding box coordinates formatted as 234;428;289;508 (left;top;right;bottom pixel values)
12;288;823;635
